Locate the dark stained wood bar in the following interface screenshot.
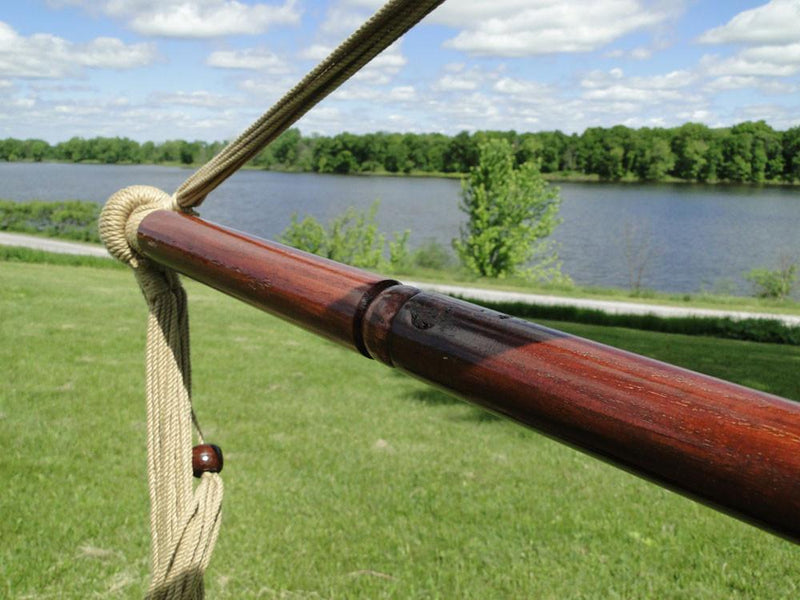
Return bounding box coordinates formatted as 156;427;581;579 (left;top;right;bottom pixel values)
138;209;800;542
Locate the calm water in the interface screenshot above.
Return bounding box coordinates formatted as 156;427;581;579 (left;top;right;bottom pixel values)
3;162;800;294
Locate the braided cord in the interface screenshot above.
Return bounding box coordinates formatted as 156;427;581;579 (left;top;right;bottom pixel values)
174;0;445;209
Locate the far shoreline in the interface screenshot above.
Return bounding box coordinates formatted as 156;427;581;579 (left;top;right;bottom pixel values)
3;159;800;189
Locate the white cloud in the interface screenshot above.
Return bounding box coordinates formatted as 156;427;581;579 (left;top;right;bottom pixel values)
631;47;654;60
493;77;554;100
675;108;714;123
238;74;300;106
300;44;332;61
431;0;672;57
207;48;290;73
741;42;800;67
698;0;800;45
704;75;762;91
607;47;654;60
583;85;685;102
435;74;479;92
579;68;698;105
432;64;495;92
694;2;800;97
0;87;250;142
152;90;245;108
704;74;798;94
320;6;372;36
433;92;501;124
582;68;694;90
351;42;407;85
700;53;800;78
0;21;156;79
338;0;383;9
332;85;416;102
54;0;301;38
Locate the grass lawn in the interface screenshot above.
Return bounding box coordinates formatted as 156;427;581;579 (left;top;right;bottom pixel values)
1;262;799;599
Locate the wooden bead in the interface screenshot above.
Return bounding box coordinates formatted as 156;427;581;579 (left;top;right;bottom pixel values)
192;444;223;478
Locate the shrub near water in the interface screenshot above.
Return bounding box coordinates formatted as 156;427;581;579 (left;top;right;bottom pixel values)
745;257;798;300
280;200;410;269
0;199;101;242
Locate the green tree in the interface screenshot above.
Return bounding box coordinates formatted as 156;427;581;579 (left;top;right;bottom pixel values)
671;123;712;181
443;131;478;173
783;126;800;182
453;139;564;279
0;138;25;161
56;137;89;162
24;139;50;162
633;128;675;181
578;126;631;180
271;128;302;167
384;134;409;173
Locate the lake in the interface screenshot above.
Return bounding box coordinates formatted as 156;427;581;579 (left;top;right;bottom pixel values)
2;161;799;294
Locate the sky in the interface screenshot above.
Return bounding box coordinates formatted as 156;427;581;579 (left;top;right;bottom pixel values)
1;0;799;143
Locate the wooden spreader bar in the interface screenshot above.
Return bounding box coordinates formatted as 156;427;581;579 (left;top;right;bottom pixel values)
138;210;800;543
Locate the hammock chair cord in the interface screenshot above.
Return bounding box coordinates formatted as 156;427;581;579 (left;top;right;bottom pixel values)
98;1;446;598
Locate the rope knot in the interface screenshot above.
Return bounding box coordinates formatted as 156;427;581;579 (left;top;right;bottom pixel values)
99;185;175;268
101;186;224;598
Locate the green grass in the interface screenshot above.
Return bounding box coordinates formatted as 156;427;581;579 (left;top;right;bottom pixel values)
0;245;122;269
2;264;800;599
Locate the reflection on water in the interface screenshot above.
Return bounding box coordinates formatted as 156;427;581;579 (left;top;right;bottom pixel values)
2;162;799;294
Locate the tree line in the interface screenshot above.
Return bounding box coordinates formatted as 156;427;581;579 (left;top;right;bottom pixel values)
3;120;800;183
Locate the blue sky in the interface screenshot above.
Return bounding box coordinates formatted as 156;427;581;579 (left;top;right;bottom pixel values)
1;0;799;142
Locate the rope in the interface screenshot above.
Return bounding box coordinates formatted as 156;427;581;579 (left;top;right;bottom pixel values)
174;0;445;209
99;1;445;597
99;186;223;599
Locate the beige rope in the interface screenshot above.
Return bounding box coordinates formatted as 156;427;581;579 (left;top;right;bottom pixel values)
100;1;445;597
99;186;223;599
174;0;446;209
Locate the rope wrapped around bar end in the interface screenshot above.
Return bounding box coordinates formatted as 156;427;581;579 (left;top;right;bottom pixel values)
100;186;223;600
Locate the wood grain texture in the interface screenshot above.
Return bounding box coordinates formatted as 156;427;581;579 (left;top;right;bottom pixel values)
138;210;800;542
137;210;399;356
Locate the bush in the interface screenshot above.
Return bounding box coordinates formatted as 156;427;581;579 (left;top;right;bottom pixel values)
412;239;454;270
745;258;797;300
281;201;409;270
0;199;101;243
326;202;384;267
388;230;412;271
280;215;327;255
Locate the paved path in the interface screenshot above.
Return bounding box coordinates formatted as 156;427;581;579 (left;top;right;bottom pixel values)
2;231;798;327
0;232;110;257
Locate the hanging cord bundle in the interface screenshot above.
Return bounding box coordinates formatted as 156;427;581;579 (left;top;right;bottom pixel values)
99;0;446;597
100;186;224;599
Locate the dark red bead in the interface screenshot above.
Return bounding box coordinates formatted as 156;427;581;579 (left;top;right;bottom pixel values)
192;444;223;478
